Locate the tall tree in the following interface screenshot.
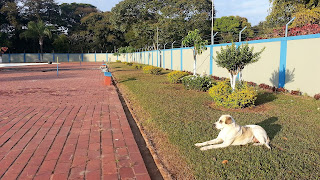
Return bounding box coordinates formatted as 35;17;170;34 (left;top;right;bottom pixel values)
59;3;98;34
213;16;253;43
20;20;53;62
80;11;125;52
19;0;60;24
266;0;320;27
111;0;213;48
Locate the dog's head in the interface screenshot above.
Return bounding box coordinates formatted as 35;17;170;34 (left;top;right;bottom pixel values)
214;115;235;129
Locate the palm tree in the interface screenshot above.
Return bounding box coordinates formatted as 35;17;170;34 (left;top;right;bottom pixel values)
20;20;53;63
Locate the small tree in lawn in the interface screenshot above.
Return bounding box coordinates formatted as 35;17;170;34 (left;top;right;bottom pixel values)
214;42;265;90
182;29;208;75
119;46;135;61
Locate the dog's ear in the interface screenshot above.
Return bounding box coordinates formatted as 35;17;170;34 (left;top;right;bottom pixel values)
225;116;233;124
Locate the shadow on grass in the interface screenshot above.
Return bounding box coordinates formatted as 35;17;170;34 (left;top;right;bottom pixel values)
257;117;281;140
255;92;277;106
119;77;137;83
160;71;170;75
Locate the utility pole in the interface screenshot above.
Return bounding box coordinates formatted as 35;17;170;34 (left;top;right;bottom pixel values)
156;26;159;50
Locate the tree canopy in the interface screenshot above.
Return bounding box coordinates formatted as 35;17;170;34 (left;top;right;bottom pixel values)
0;0;319;53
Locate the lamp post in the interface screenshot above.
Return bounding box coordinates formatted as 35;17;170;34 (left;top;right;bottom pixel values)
211;0;214;45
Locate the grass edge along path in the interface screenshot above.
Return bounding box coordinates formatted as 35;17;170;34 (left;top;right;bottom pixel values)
109;62;320;179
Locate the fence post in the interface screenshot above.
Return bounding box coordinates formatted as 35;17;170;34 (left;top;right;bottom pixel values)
67;53;69;62
82;53;84;62
9;53;11;63
95;51;97;62
285;17;296;37
239;26;247;42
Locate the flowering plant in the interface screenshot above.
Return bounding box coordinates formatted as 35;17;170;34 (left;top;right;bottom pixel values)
1;47;8;54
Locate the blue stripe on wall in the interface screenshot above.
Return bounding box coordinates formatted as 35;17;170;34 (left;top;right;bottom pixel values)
157;50;159;67
210;45;213;75
180;49;183;71
163;51;165;68
171;49;173;70
279;39;288;88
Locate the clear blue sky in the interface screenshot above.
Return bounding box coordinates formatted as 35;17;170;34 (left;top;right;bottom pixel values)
56;0;270;26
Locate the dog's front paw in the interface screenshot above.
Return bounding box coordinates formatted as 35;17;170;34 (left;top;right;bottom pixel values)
200;147;209;151
195;143;203;147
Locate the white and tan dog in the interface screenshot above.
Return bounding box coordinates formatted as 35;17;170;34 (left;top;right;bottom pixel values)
195;115;271;150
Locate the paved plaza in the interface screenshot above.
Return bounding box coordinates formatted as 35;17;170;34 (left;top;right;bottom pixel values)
0;63;150;180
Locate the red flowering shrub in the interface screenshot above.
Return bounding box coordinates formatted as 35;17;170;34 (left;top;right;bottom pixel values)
212;76;221;80
247;81;257;87
1;47;8;53
276;87;287;93
314;93;320;100
246;24;320;41
291;90;301;96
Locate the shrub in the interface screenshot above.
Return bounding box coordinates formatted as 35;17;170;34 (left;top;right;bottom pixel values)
116;60;121;63
127;62;133;66
291;90;301;96
134;65;142;69
276;87;287;93
209;80;258;109
167;71;189;84
247;81;257;87
143;66;163;75
181;75;213;91
314;93;320;100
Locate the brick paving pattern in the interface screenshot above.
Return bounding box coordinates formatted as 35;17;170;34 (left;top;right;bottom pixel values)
0;63;150;180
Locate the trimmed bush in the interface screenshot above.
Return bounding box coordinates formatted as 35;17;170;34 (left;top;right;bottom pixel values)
134;65;143;69
167;71;189;84
314;93;320;100
182;75;213;91
143;66;163;75
209;80;258;109
127;62;133;66
116;60;121;63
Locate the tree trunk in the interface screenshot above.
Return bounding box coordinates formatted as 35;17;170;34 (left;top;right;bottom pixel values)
39;38;43;62
229;71;237;91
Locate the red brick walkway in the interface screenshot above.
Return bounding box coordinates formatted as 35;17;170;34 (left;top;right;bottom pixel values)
0;63;150;180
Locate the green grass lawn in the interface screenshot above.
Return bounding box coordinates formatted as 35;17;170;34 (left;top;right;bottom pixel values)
109;62;320;179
